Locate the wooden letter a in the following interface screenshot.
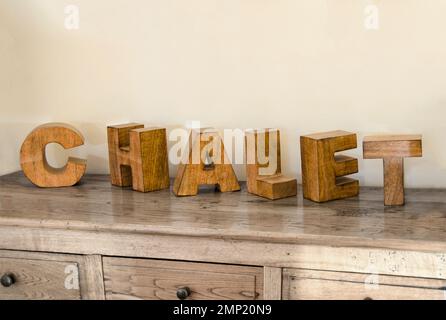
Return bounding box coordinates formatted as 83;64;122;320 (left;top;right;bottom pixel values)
107;123;170;192
173;128;240;196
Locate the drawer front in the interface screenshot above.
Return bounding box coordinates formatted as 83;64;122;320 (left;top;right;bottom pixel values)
0;252;81;300
103;258;263;300
0;250;104;300
283;269;446;300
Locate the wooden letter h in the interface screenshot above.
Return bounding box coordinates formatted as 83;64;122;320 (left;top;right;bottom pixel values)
107;123;170;192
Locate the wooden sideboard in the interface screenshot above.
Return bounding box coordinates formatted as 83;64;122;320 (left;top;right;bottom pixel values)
1;172;446;300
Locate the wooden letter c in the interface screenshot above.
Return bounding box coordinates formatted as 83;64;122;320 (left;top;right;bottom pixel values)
20;123;87;187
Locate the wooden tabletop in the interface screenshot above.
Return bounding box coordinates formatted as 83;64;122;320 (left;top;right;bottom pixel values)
1;172;446;250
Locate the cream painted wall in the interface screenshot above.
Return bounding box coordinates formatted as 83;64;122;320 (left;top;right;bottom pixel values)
1;0;446;187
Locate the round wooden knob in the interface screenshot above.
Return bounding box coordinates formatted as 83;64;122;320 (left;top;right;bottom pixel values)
176;287;191;300
1;273;16;288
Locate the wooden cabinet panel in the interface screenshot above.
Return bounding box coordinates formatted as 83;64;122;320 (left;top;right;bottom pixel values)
0;250;104;300
103;257;263;300
283;269;446;300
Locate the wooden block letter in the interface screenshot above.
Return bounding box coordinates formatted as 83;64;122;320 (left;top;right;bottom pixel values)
245;129;297;200
20;123;87;187
363;135;422;206
107;123;170;192
173;128;240;196
301;130;359;202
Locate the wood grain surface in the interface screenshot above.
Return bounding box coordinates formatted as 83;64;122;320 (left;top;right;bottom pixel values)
107;124;170;192
363;134;423;206
2;172;446;251
283;268;446;300
173;129;240;196
245;129;297;200
300;130;359;202
103;258;263;300
0;256;80;300
0;250;104;300
20;123;87;188
363;135;422;159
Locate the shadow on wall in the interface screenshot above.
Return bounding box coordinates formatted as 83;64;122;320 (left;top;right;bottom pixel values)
0;121;441;189
0;121;245;179
0;122;108;175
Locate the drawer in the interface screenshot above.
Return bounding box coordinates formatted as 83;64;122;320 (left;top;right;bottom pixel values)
283;269;446;300
0;250;104;300
103;258;263;300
